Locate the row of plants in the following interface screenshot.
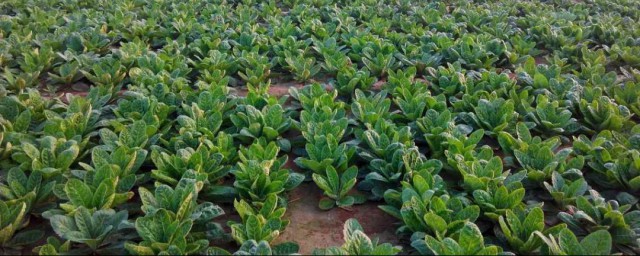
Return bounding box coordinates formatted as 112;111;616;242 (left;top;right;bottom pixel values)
220;88;303;254
1;0;640;255
293;84;363;209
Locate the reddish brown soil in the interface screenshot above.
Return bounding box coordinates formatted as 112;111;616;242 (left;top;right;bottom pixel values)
282;152;301;171
534;56;549;65
233;81;305;98
271;81;305;97
371;79;386;90
274;183;401;254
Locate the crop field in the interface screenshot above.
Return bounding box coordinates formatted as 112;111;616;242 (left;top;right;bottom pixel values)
1;0;640;255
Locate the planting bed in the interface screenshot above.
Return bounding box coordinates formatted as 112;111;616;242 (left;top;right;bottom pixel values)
1;0;640;255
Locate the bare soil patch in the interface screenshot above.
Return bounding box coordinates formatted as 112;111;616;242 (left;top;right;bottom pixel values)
275;183;400;254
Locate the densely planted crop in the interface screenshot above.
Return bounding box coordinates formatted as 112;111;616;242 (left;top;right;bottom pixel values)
1;0;640;254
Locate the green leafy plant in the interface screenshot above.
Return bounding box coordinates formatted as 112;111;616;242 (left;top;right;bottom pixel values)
313;166;363;210
0;168;56;214
379;166;447;218
238;64;271;94
48;61;83;86
571;130;640;190
497;122;561;165
116;38;150;67
0;202;39;248
514;143;584;183
389;73;446;123
449;35;506;70
401;192;480;240
284;51;321;82
457;156;509;192
444;128;488;172
361;42;399;77
367;148;442;200
189;50;237;79
150;144;225;186
124;171;224;254
299;111;350;146
473;184;525;220
1;68;40;94
290;83;346;111
558;191;640;249
355;120;413;163
55;164;133;213
175;91;228;138
140;173;203;217
526;95;580;136
351;89;391;126
497;207;566;254
231;103;292;147
460;96;517;137
140;172;226;241
536;229;612;255
457;72;515;108
48;207;129;252
416;109;455;160
610;81;640;116
80;146;147;187
295;134;355;174
543;172;589;209
11;136;80;179
421;222;503;255
125;209;209;255
208;240;299;255
313;218;402;255
97;120;160;151
272;36;312;68
354;121;418;198
333;67;376;97
506;35;540;63
228;194;288;244
313;37;349;76
114;94;174;131
42;95;103;147
80;57;127;91
35;237;71;255
234;140;303;203
600;150;640;193
577;93;632;133
612;44;640;67
383;67;417;93
18;46;54;76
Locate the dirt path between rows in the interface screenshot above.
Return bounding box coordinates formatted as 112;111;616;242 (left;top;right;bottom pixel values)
274;183;401;254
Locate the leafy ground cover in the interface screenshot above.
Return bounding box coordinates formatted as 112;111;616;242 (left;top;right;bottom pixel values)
1;0;640;254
